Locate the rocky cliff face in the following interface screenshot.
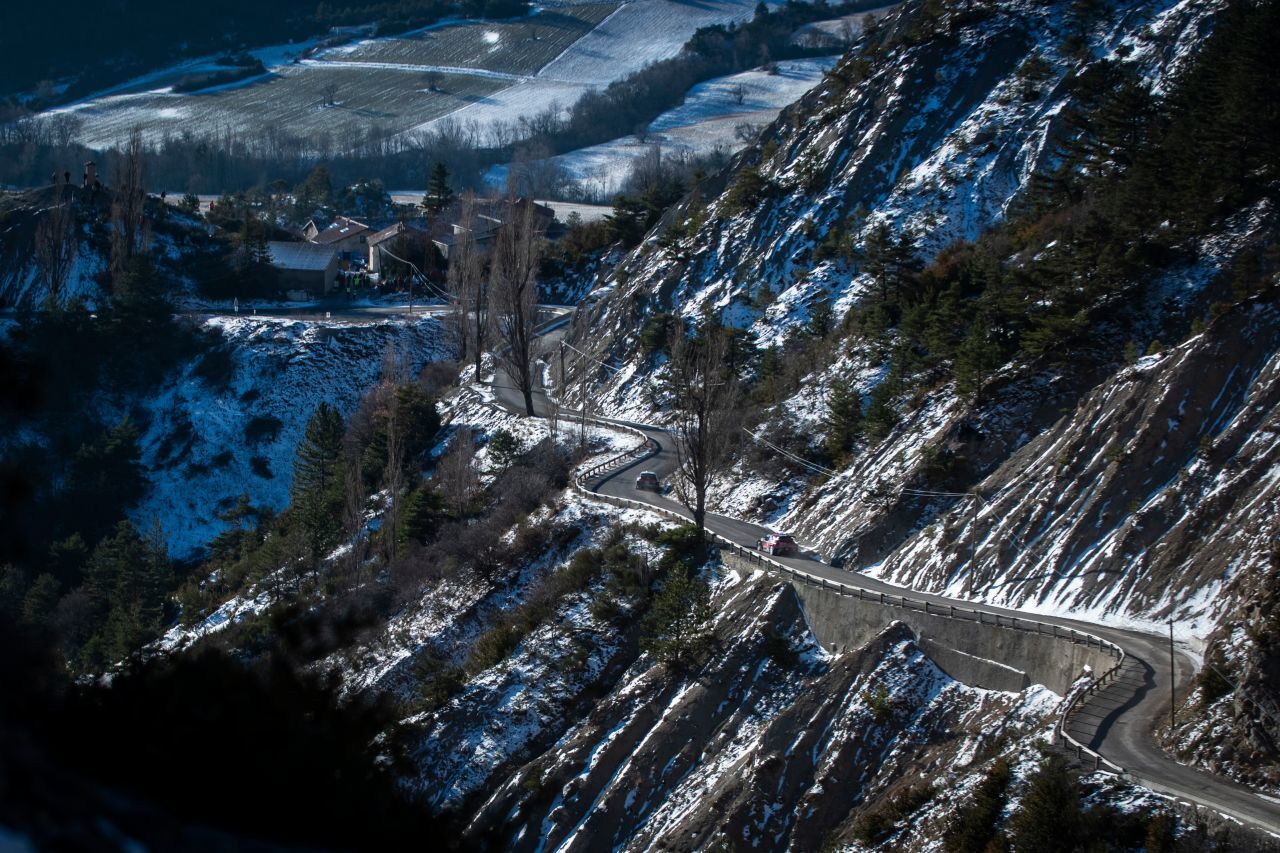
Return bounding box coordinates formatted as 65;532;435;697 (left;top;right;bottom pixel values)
553;0;1279;793
574;0;1224;387
1170;548;1280;795
460;572;1060;852
869;294;1280;623
567;0;1272;626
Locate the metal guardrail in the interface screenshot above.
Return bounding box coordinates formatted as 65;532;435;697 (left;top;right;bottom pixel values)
567;421;1128;776
1057;651;1128;773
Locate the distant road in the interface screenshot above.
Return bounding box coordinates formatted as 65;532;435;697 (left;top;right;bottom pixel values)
181;303;452;324
181;302;576;325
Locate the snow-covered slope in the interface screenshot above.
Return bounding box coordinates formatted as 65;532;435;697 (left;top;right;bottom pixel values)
462;571;1059;850
543;0;1278;793
566;0;1257;624
487;57;840;197
136;315;450;557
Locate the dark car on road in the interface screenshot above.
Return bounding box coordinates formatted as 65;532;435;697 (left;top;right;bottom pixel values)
757;532;798;557
635;471;661;491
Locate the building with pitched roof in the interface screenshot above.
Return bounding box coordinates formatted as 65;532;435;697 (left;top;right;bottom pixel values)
267;241;339;294
305;215;371;262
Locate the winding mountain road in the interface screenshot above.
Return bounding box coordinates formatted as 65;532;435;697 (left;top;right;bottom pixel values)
489;354;1280;836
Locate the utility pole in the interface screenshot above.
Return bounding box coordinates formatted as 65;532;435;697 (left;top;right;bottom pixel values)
559;342;567;398
579;350;588;450
964;493;979;598
1169;620;1177;733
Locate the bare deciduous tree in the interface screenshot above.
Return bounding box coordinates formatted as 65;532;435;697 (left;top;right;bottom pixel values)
383;393;405;562
342;454;368;587
47;112;82;149
446;191;488;380
667;324;740;532
33;200;78;305
491;195;545;415
437;427;479;518
110;128;150;289
733;121;765;144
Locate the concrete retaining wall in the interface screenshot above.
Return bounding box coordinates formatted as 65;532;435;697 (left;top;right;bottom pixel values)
790;581;1114;695
723;553;1115;695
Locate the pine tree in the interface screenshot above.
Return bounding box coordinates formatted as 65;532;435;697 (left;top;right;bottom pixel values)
21;573;62;625
487;428;523;469
806;298;833;338
82;519;171;666
293;403;346;573
400;487;444;545
824;375;862;462
954;312;1003;399
294;164;333;216
1007;754;1084;853
63;417;146;544
47;533;88;586
862;222;907;303
641;564;712;668
393;383;441;466
864;379;898;441
943;757;1010;853
423;162;454;214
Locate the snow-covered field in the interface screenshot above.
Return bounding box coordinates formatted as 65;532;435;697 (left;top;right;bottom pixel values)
329;4;618;75
417;0;770;141
64;63;505;150
490;57;837;196
54;0;770;151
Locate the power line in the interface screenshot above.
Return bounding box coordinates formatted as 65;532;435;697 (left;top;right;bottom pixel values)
741;428;837;477
900;487;986;501
375;243;452;303
561;340;624;374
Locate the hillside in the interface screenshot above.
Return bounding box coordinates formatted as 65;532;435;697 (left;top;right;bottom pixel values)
559;0;1279;797
2;0;1279;847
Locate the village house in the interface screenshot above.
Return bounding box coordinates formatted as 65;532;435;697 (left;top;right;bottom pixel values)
367;221;429;274
428;197;555;260
303;215;371;263
267;241;339;295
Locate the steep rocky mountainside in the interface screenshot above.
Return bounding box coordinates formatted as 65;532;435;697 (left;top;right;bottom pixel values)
558;0;1279;791
461;579;1060;852
7;1;1278;846
570;0;1269;630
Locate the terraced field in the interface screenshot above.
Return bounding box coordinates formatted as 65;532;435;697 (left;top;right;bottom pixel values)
57;0;781;155
329;4;619;76
69;64;506;149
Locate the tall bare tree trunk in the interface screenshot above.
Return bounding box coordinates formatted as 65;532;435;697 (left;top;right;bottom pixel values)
384;397;404;562
34;199;78;306
447;192;484;367
492;196;544;416
668;325;739;532
110;128;150;291
342;455;367;588
439;427;477;518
